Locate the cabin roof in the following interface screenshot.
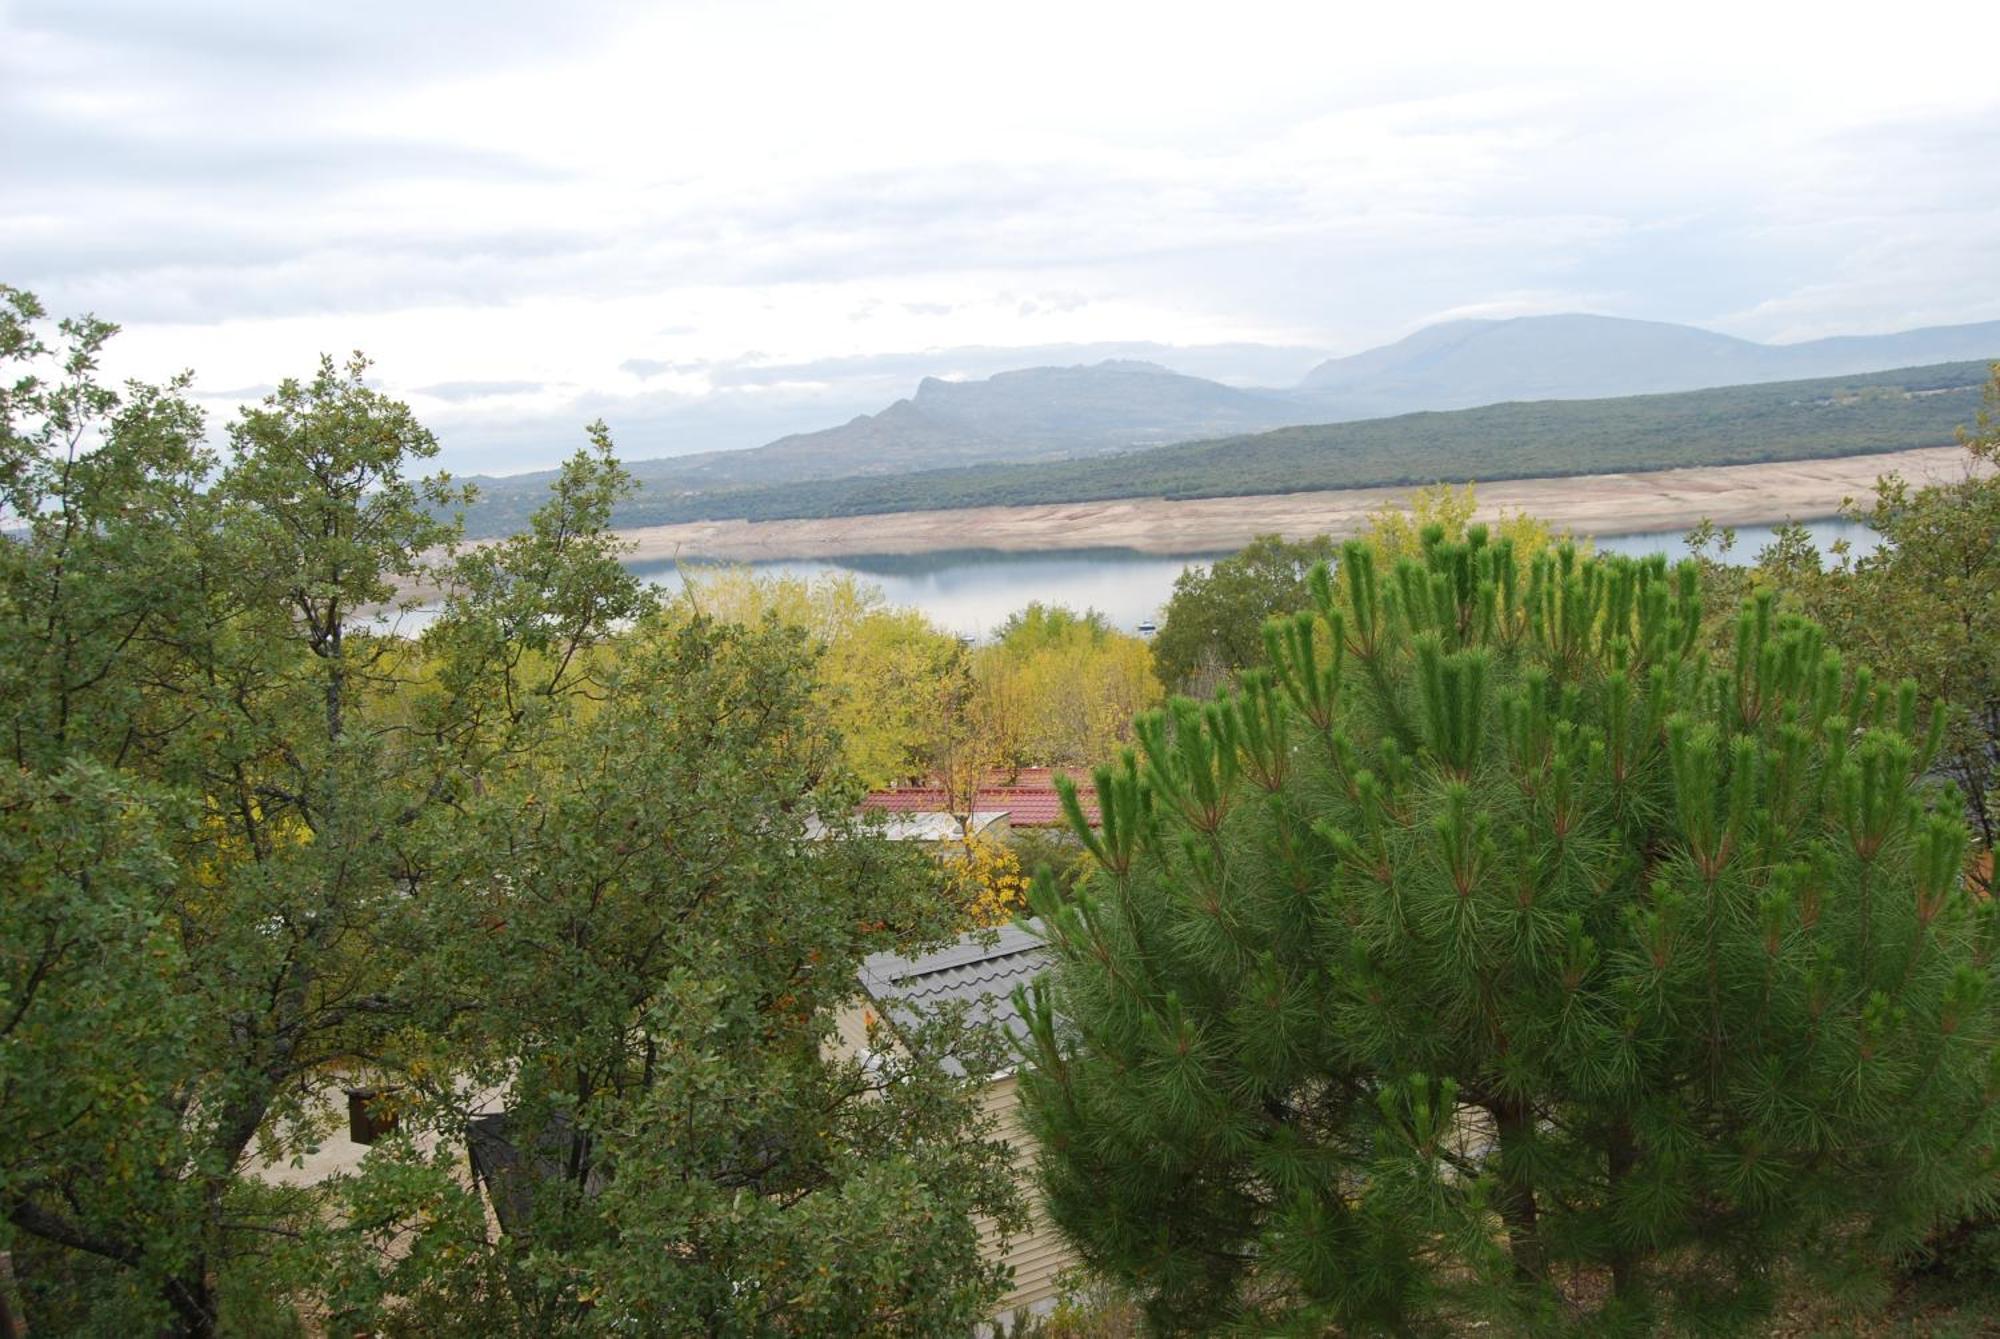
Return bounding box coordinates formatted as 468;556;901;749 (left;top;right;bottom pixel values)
861;769;1098;828
857;921;1052;1070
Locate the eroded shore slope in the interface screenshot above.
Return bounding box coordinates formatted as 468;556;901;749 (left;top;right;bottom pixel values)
614;445;1975;561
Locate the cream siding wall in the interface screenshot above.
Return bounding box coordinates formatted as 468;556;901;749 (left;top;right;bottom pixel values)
979;1074;1074;1316
831;1000;878;1060
829;1007;1077;1319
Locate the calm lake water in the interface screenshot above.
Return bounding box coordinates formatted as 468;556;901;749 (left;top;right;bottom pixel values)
626;517;1881;641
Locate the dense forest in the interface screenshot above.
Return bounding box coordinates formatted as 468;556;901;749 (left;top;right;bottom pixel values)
4;284;1998;1336
458;360;1993;536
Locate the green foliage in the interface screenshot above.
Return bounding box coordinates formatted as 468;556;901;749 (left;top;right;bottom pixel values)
997;601;1117;651
323;614;1021;1335
1745;364;2000;865
1732;365;2000;1287
486;361;1999;534
0;288;1019;1336
1009;826;1094;897
0;299;534;1335
1357;480;1570;568
1153;495;1565;699
681;567;964;787
438;422;657;687
0;764;198;1333
1017;529;2000;1335
1153;534;1339;693
998;1271;1143;1337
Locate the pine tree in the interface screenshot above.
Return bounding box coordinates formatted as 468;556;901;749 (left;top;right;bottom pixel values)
1016;529;2000;1334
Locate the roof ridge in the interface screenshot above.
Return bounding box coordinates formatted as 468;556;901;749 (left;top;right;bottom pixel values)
881;944;1046;983
897;959;1044;998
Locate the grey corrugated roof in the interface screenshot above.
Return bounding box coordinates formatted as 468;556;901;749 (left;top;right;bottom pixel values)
857;921;1051;1066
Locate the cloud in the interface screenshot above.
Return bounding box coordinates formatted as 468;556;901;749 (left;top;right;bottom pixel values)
6;107;560;192
415;379;546;402
9;0;633;89
1417;290;1634;327
5;0;1998;477
619;358;677;378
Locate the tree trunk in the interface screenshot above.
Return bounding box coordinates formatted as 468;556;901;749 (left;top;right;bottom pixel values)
0;1250;25;1338
1606;1121;1640;1301
1491;1099;1547;1285
162;1269;216;1339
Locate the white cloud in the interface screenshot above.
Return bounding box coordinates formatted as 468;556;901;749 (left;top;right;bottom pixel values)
5;0;1999;473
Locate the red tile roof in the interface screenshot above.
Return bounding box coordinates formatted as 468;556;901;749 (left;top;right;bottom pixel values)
861;769;1100;828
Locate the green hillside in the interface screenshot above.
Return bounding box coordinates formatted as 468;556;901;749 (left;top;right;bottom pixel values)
460;360;1994;535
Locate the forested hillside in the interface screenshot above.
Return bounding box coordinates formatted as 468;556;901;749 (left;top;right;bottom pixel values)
488;359;1991;533
453;318;2000;537
455;361;1317;535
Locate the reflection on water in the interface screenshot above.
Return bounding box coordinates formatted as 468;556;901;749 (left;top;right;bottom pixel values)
1592;517;1880;564
630;518;1878;641
627;548;1224;641
377;518;1879;641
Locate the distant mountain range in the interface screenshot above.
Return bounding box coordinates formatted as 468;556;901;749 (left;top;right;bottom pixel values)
1295;313;2000;413
456;314;2000;537
676;360;1306;483
574;360;1997;529
458;361;1314;535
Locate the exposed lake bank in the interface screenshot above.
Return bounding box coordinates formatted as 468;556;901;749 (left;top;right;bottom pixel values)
610;444;1974;562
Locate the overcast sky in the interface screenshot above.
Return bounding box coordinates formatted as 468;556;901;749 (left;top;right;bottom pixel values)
6;0;1999;475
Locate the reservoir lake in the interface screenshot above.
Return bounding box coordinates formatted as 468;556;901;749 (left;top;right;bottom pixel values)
624;517;1880;641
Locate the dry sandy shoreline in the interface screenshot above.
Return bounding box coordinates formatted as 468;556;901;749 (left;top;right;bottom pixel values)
614;446;1977;562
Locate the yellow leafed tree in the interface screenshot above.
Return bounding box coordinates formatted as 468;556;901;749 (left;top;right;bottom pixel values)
965;603;1162;773
949;833;1029;927
1361;482;1576;562
678;569;965;788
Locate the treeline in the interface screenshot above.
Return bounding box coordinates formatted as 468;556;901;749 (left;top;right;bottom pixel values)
1150;451;1999;863
457;360;1993;536
0;286;1167;1337
1019;511;2000;1333
1148;485;1566;694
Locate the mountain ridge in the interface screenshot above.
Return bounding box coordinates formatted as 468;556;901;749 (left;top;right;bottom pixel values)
454;359;1994;537
1296;313;2000;412
453;315;2000;537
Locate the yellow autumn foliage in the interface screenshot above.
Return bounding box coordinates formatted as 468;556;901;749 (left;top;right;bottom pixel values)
1360;482;1578;563
677;569;964;788
968;605;1161;775
950;833;1029;928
